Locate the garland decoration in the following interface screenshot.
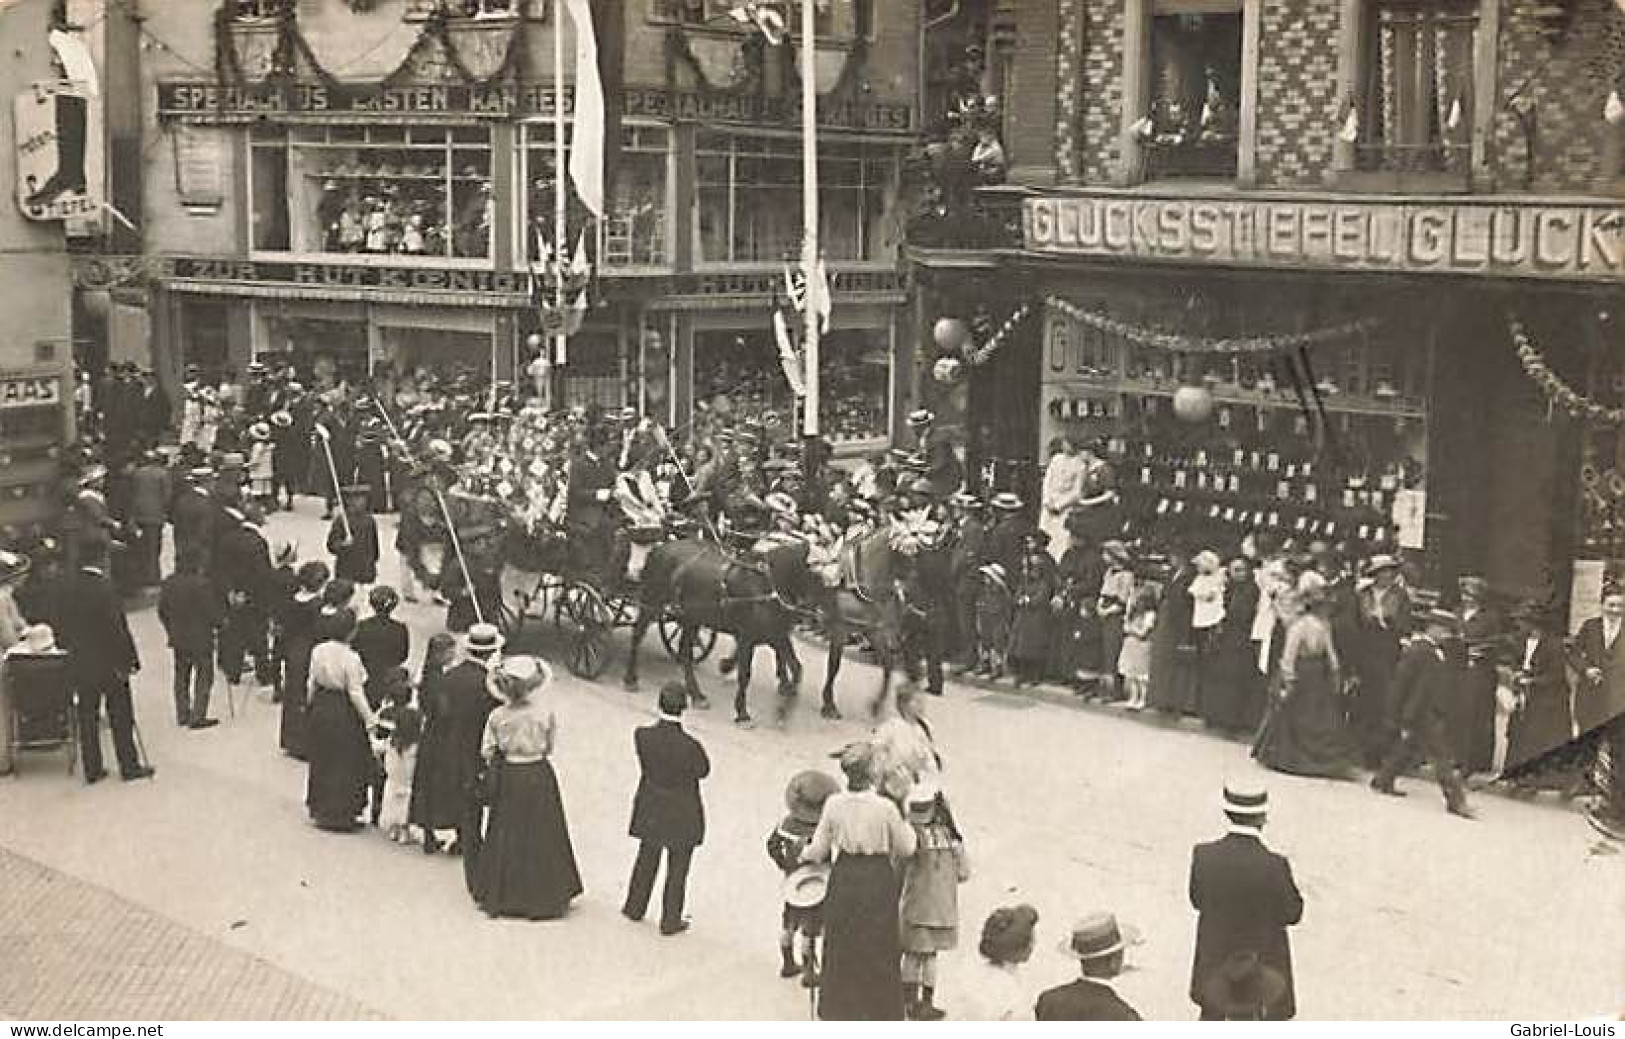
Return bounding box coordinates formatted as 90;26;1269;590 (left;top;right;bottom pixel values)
955;297;1380;367
1048;297;1381;355
1508;316;1625;426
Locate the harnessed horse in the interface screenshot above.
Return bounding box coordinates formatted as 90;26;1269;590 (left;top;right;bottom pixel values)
813;527;914;720
623;535;807;724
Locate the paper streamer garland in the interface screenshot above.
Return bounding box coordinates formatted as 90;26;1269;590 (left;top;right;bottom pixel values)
1508;316;1625;427
955;297;1381;366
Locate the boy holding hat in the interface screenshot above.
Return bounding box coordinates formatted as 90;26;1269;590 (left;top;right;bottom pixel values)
1371;606;1475;818
768;768;840;986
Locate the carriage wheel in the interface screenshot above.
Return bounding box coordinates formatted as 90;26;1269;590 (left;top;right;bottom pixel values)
563;585;612;681
659;616;718;665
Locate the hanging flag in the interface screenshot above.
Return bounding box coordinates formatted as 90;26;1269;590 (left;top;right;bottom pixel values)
563;0;604;218
570;230;591;277
1128;115;1155;141
774;307;805;397
783;261;806;313
535;225;554;266
1606;88;1625;127
807;255;833;335
1337;105;1360;144
729;2;787;45
565;288;589;336
1445;96;1463;133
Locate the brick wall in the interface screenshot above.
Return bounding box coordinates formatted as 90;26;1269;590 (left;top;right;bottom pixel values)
1491;0;1625;194
1076;0;1125;183
1253;0;1342;189
1005;0;1061;179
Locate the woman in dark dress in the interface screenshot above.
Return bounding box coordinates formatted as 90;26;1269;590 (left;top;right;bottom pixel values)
1204;557;1263;734
278;561;329;760
1009;533;1057;687
1503;603;1574;780
473;655;583;920
1253;583;1356;779
1049;520;1104;689
802;742;918;1021
1148;555;1198;715
407;631;474;853
1454;578;1503;776
304;602;378;831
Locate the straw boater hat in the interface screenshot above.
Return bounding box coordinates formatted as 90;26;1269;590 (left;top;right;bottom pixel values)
0;549;31;587
785;769;840;825
907;408;934;428
271;410;293;428
1059;911;1130;963
187;466;216;482
764;491;799;517
991;491;1023;511
21;623;59;654
462;622;505;656
782;863;830;910
1364;553;1401;576
249;422;271;441
947;491;982;510
1222;776;1269;819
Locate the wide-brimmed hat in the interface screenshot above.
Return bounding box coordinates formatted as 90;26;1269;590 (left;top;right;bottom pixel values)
187;466;216;481
781;863;830;909
1364;553;1401;575
462;622;505;656
1102;539;1131;564
907;408;935;428
947;491;982;510
1222;776;1269;817
248;422;271;441
611;406;639;424
490;653;550;703
21;623;58;654
426;439;454;462
270;410;293;428
1197;951;1288;1020
0;549;32;586
1059;912;1129;962
786;769;840;825
991;492;1023;511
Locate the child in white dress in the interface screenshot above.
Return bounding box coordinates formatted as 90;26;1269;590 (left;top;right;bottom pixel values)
1118;586;1159;710
374;669;422;843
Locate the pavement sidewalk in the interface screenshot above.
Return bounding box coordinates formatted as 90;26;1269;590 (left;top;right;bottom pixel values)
0;846;383;1020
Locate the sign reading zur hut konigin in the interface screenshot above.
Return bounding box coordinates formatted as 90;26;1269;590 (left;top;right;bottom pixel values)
1024;196;1625;282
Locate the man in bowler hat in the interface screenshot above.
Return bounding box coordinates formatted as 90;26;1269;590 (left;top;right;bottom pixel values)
623;682;711;936
1188;779;1301;1020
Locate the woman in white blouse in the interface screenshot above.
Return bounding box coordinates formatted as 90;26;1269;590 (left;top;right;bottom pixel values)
472;656;583;921
802;741;917;1020
304;607;379;832
956;904;1040;1021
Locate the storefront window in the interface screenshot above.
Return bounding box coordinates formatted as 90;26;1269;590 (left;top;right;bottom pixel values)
651;0;860;38
522;123;670;269
250;124;494;261
696;131;901;264
693;327;890;446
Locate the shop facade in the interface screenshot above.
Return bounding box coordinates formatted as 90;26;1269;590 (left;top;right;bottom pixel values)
137;0;920;447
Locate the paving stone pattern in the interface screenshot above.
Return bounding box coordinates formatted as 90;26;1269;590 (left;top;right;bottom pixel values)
0;848;384;1021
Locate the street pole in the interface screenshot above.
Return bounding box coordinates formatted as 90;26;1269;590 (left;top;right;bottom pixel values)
553;0;569;395
799;0;819;440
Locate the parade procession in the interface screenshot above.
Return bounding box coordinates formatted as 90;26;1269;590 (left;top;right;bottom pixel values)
2;0;1625;1028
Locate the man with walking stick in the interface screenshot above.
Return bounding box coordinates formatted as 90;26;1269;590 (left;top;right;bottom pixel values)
56;540;154;784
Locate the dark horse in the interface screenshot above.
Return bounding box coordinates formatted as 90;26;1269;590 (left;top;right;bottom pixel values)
623;535;807;723
813;527;917;721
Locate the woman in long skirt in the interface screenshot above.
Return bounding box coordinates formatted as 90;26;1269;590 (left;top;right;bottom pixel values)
305;606;378;831
802;741;918;1021
474;655;583;920
278;562;327;760
1253;585;1356;779
1203;558;1262;734
1148;555;1198;714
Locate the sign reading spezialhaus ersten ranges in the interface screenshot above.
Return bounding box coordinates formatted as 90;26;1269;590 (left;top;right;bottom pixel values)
1024;195;1625;282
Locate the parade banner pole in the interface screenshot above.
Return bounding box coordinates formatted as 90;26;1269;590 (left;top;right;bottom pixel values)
434;489;486;628
312;423;353;542
553;0;569;377
799;0;820;440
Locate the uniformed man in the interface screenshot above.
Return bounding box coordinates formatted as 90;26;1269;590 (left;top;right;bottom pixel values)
567;424;619;581
1371;606;1474;818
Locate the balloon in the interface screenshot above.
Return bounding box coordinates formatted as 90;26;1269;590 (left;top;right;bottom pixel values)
1173;384;1215;424
933;357;964;384
525;332;544;350
933;316;970;352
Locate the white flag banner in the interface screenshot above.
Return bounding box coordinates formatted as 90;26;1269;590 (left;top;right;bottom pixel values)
774;307;805;397
571;230;591;276
563;0;604;218
809;256;833;334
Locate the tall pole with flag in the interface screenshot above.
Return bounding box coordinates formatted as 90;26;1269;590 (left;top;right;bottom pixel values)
799;0;820;439
553;0;569;377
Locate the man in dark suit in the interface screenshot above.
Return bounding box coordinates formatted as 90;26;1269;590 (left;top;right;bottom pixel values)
55;545;154;784
157;550;224;728
1571;586;1625;838
433;623;503;893
215;503;276;698
125;450;171;589
170;467;216;577
568;428;620;582
1372;608;1474;818
622;683;711;936
1188;780;1302;1021
1035;912;1142;1021
908;410;962;501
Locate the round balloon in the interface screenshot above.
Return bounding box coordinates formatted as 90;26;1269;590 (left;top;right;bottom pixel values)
1173;383;1216;424
933;316;970;352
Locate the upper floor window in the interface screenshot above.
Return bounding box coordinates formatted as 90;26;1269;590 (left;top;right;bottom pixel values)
250;124;494;261
230;0;292;21
695;130;900;264
1355;0;1477;176
522;123;672;269
1143;4;1243;179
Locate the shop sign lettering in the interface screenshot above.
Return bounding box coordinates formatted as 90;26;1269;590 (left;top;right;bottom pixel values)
1024;196;1625;282
0;375;60;410
156;80;913;133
